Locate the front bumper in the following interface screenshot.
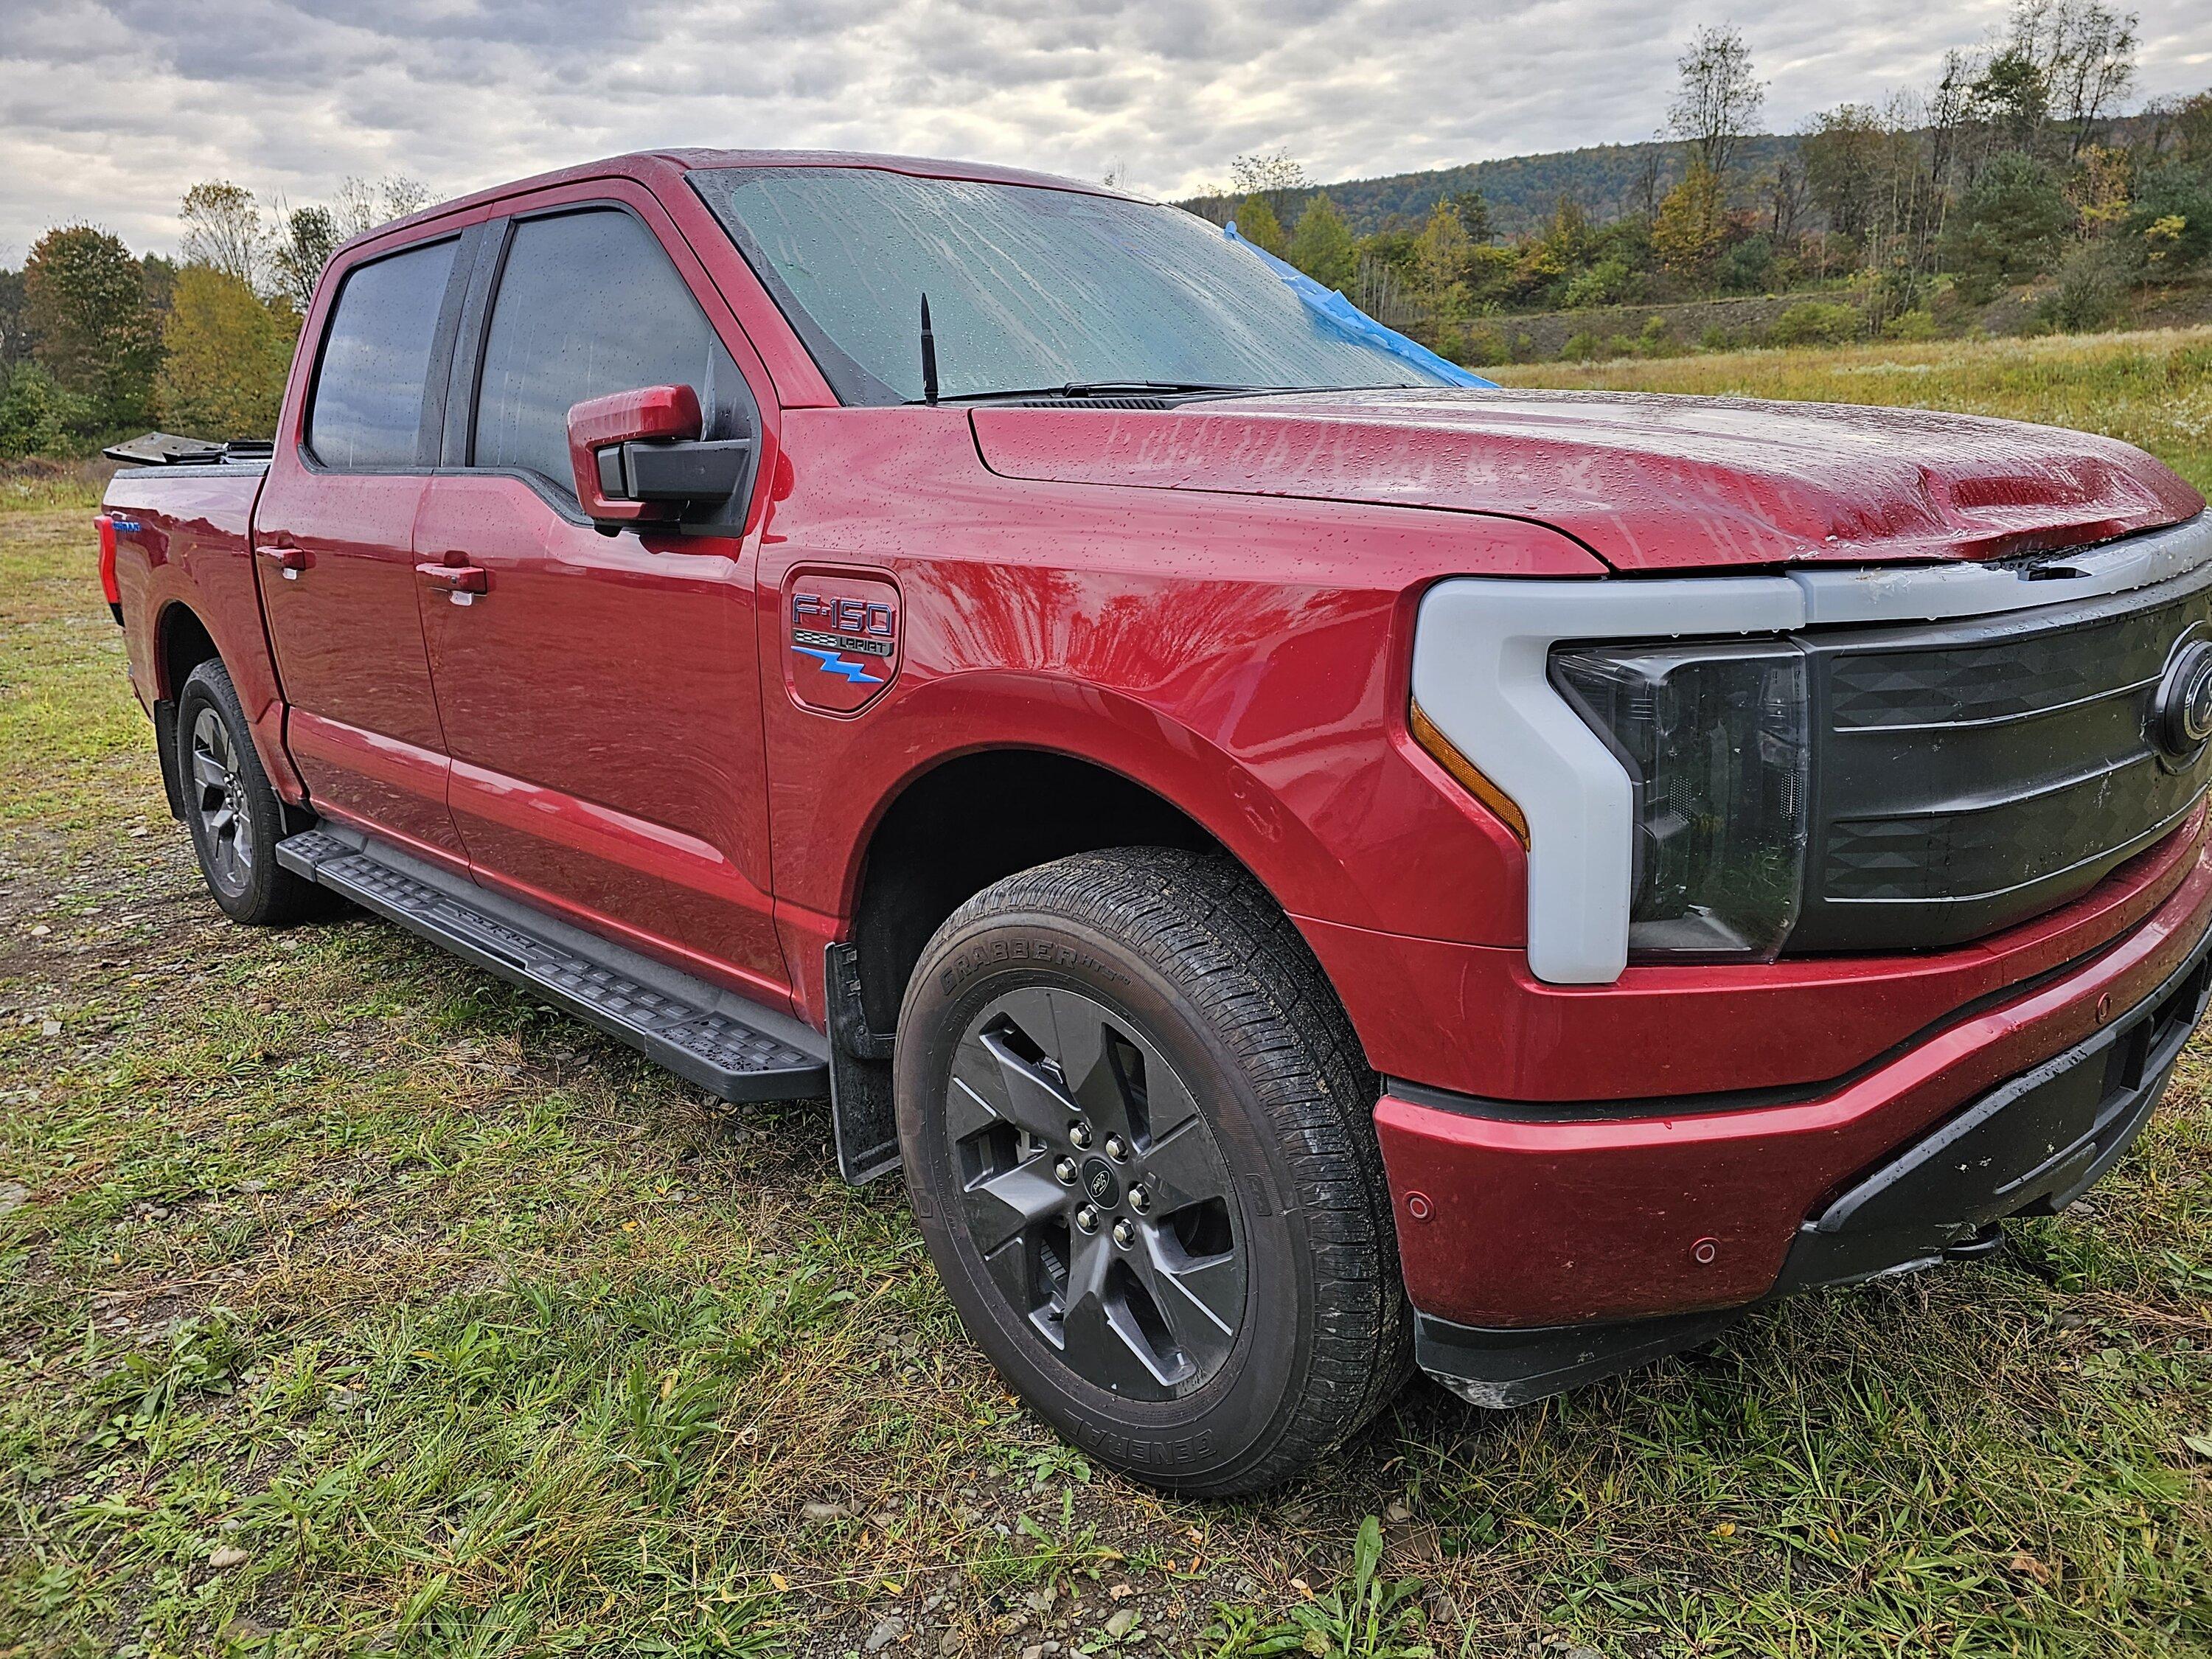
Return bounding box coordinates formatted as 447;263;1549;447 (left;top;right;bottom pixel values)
1378;836;2212;1407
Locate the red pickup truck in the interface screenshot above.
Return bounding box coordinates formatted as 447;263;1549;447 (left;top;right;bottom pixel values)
98;149;2212;1494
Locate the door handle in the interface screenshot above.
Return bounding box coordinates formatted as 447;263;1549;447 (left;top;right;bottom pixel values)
258;544;307;579
415;560;489;597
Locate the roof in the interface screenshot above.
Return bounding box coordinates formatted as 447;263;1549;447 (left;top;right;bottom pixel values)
338;148;1138;262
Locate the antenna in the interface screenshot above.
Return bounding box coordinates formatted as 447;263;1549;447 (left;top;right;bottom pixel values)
919;293;939;406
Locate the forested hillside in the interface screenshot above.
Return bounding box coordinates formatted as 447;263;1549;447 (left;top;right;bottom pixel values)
1183;135;1803;237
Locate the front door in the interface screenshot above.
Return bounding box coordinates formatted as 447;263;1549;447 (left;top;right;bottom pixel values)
254;233;470;863
413;199;788;1002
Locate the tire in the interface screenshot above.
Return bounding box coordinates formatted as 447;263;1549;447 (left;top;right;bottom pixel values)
174;659;325;927
895;848;1408;1495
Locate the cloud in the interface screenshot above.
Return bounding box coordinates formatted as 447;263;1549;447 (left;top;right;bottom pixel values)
1;0;2208;260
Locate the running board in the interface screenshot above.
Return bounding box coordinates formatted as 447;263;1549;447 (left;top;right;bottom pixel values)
276;827;830;1103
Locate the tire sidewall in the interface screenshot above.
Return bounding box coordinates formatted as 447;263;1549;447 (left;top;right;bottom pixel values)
176;663;285;924
898;902;1318;1490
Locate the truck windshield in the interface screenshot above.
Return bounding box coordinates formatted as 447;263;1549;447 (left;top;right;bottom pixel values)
689;166;1461;406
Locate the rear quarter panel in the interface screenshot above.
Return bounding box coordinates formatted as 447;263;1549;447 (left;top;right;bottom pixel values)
104;467;302;801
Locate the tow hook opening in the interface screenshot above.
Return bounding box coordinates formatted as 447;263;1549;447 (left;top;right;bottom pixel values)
1942;1224;2006;1262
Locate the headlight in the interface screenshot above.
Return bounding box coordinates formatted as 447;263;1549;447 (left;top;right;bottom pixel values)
1550;638;1809;959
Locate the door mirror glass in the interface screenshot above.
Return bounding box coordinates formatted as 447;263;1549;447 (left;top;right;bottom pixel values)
567;383;751;532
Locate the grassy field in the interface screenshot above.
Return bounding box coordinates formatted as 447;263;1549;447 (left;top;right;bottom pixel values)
4;330;2212;1658
1491;326;2212;498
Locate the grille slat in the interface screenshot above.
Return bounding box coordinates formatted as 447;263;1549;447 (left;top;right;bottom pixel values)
1792;561;2212;952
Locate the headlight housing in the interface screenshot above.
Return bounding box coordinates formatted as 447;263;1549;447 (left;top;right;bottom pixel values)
1551;638;1809;959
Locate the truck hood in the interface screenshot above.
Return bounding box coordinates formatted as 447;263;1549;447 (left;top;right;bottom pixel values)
971;387;2205;571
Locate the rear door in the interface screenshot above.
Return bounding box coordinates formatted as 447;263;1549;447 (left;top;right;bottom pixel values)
411;190;789;1002
254;232;473;863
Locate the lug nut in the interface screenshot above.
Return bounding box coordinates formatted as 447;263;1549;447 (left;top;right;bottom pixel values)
1103;1133;1129;1161
1126;1184;1150;1214
1111;1219;1136;1249
1053;1157;1079;1186
1069;1121;1093;1150
1074;1205;1100;1234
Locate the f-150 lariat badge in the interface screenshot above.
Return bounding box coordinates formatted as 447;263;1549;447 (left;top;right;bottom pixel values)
785;570;901;715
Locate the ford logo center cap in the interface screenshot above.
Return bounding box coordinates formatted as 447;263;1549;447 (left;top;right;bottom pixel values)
2154;639;2212;759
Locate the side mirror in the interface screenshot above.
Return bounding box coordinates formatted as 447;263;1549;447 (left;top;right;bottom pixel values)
566;383;752;532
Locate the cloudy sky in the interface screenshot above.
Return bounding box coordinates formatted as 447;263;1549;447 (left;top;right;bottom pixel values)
4;0;2211;260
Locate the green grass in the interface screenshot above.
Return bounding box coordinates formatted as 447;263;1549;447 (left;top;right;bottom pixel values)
1490;325;2212;495
4;331;2212;1656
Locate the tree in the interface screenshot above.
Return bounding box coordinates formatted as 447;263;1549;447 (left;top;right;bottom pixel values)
156;266;293;439
1938;151;2073;299
1450;190;1492;243
1229;150;1307;224
0;265;26;371
1652;163;1728;283
272;205;339;314
1231;194;1287;257
1668;24;1765;181
179;181;268;291
2174;90;2212;164
332;175;431;240
1411;199;1473;315
1287;195;1357;291
1801;105;1889;243
22;226;159;430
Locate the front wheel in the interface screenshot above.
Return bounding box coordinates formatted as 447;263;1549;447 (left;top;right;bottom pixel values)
895;849;1407;1495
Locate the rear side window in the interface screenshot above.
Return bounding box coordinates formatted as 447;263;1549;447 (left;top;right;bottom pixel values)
472;209;737;493
306;238;458;469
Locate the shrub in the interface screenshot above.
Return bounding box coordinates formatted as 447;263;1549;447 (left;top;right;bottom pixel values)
1559;257;1634;309
1770;301;1863;346
1882;308;1939;341
1637;314;1681;357
0;364;96;459
2037;242;2131;333
1561;330;1603;361
1461;325;1509;368
2126;163;2212;271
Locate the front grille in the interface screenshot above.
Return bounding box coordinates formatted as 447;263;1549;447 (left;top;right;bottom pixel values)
1790;560;2212;952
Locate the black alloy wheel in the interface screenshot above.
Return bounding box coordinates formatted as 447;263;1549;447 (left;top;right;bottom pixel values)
947;984;1247;1399
187;702;254;900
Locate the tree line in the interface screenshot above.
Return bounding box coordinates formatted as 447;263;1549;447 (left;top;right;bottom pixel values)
0;177;425;459
1194;1;2212;361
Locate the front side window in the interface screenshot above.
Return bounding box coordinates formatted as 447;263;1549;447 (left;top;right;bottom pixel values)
306;237;458;468
472;209;740;494
688;166;1461;405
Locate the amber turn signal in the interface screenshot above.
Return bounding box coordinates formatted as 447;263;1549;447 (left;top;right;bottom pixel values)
1410;701;1530;846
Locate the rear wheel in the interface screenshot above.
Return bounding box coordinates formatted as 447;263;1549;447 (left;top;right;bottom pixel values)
896;849;1406;1495
175;659;324;927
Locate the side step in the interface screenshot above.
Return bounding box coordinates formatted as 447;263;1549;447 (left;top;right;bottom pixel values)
276;827;830;1103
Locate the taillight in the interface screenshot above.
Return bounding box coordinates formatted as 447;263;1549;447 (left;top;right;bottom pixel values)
96;513;122;623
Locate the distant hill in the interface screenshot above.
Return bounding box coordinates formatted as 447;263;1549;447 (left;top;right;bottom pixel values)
1182;134;1806;238
1182;111;2177;240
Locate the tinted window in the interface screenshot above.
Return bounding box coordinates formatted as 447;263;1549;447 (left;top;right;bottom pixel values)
307;239;457;468
473;209;735;493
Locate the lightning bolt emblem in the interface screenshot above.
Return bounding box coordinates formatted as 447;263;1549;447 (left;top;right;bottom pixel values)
793;646;885;686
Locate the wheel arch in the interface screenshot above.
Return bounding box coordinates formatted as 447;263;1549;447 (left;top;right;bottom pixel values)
844;745;1239;1034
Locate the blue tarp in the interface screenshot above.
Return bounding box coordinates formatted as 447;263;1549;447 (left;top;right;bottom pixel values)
1225;221;1495;389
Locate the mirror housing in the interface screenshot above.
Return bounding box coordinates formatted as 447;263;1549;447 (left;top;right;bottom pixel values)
566;384;751;532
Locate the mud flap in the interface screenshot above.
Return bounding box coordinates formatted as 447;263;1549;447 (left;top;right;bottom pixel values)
826;941;902;1185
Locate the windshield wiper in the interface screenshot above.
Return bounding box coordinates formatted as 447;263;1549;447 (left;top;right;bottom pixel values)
917;380;1265;405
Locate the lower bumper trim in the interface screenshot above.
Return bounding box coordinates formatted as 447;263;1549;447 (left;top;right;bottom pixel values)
1416;917;2212;1408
